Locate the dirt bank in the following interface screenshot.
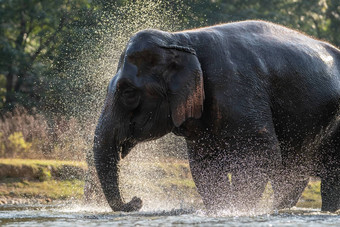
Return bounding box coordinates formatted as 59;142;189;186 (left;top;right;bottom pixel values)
0;159;321;209
0;159;86;181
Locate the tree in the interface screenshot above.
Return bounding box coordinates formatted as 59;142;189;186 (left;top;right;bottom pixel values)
45;0;193;119
325;0;340;47
0;0;91;112
207;0;339;46
1;0;339;114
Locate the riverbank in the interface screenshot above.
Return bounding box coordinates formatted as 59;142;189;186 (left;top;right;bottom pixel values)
0;159;85;205
0;159;321;209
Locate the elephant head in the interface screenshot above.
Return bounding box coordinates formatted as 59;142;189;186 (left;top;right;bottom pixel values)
93;30;205;211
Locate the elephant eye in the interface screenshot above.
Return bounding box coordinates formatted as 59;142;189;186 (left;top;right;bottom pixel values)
123;88;136;99
121;88;140;109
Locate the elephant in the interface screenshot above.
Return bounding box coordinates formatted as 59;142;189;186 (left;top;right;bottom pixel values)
92;20;340;212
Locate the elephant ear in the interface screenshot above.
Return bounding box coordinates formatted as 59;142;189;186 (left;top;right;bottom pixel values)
161;45;205;127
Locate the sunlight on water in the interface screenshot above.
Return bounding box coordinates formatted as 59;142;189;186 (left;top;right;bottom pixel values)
56;203;111;213
1;204;340;227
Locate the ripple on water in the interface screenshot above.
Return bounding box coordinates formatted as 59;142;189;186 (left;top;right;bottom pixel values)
0;204;340;227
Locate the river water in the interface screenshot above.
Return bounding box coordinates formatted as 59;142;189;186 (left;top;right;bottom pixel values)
1;204;340;226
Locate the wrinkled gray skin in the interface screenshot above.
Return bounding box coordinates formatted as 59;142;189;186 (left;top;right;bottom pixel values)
92;20;340;212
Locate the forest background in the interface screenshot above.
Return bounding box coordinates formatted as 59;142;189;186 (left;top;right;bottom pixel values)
0;0;339;161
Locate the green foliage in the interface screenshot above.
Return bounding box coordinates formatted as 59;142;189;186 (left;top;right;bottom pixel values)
0;74;5;108
0;0;339;116
325;0;340;47
0;179;85;200
0;0;91;111
0;158;323;208
187;0;339;47
45;0;192;119
0;158;86;168
0;107;91;160
0;1;339;164
37;167;52;181
0;132;4;157
0;158;86;182
297;180;322;208
7;132;32;155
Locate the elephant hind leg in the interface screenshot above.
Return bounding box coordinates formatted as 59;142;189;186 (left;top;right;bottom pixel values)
188;151;269;213
272;175;309;210
321;172;340;212
320;128;340;212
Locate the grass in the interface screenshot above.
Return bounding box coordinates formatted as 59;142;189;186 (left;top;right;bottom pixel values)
0;158;86;168
0;159;86;200
0;158;322;209
0;158;86;182
296;181;321;208
0;179;84;200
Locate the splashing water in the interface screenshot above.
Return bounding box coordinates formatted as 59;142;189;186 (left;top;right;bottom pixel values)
60;0;201;212
1;1;339;224
41;0;336;220
64;0;192;118
1;204;340;226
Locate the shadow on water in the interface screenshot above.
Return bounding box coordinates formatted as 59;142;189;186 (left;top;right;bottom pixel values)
1;204;340;226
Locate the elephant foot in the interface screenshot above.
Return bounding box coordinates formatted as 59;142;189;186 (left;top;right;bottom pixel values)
119;196;143;212
321;173;340;212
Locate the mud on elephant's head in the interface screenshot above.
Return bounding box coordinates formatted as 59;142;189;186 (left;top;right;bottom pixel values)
93;29;204;212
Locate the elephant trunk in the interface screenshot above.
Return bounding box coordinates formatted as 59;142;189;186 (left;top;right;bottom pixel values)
93;135;123;210
93;105;142;212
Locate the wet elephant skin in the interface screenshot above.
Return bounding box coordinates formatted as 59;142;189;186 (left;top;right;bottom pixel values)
91;20;340;212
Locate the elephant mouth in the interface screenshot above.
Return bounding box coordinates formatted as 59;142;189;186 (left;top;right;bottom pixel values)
120;140;136;159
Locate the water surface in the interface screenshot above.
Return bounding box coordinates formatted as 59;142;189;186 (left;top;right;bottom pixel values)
1;204;340;226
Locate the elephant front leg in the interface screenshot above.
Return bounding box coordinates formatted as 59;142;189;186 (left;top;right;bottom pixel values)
189;158;231;212
189;157;269;213
230;168;268;212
